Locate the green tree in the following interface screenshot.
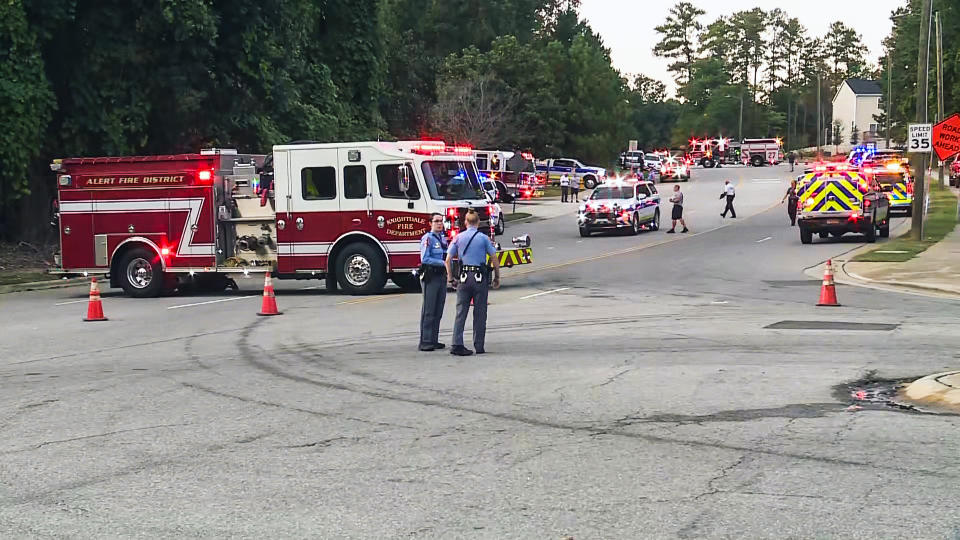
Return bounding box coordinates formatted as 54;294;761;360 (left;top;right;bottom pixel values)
0;0;55;238
653;2;705;89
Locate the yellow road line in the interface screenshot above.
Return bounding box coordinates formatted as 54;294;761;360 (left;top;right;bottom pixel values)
507;197;783;280
337;294;397;306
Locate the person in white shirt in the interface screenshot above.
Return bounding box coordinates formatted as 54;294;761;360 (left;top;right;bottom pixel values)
720;180;736;218
559;173;570;202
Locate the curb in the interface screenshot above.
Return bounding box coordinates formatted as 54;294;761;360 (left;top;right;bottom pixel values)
902;371;960;411
0;276;93;295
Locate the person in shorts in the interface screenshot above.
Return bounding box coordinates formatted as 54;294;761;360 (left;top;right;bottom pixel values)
666;184;688;233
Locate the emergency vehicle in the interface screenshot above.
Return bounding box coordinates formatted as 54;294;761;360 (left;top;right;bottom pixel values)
659;155;690;181
950;158;960;187
577;180;661;236
473;149;538;189
796;163;890;244
686;137;733;168
740;138;783;167
535;158;606;189
861;160;913;216
50;141;533;297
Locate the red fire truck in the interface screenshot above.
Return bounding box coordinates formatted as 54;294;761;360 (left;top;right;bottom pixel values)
740;138;783;166
50;141;533;297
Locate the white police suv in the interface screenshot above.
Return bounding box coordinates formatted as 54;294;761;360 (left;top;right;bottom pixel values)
577;180;661;237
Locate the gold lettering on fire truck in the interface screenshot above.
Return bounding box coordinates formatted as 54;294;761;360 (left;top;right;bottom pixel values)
82;175;186;187
385;216;428;237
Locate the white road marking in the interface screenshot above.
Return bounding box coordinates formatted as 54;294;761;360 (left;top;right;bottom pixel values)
301;285;324;290
752;179;781;184
167;296;253;310
756;236;773;243
548;246;555;250
711;300;729;304
55;300;87;306
519;287;570;300
874;250;909;254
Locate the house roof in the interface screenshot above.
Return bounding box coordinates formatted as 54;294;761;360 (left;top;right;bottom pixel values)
844;79;882;95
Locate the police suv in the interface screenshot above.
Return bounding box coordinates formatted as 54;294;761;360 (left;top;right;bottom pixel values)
796;163;890;244
577;180;661;237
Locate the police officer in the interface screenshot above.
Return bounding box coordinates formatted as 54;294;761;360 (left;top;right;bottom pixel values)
418;213;448;352
444;209;500;356
720;180;737;218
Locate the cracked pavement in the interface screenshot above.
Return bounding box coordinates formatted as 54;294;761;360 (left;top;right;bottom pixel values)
2;165;960;538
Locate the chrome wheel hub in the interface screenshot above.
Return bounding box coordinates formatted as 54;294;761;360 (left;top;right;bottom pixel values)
126;257;154;289
344;254;372;287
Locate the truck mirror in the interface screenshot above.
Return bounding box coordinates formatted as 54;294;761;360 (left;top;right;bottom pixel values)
399;165;411;193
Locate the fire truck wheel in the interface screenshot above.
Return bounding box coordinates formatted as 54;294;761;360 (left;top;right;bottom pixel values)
703;159;715;169
799;227;813;245
864;224;877;243
391;272;421;293
118;247;165;298
750;155;764;167
335;243;387;295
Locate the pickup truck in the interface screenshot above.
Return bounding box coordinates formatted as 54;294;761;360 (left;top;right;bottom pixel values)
535;158;607;189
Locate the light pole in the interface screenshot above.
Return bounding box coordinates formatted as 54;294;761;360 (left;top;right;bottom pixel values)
935;11;944;186
886;52;892;149
816;73;821;159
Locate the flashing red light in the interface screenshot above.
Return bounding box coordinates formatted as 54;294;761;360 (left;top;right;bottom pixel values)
863;199;871;208
849;212;860;222
837;164;849;171
446;207;458;218
160;247;171;256
413;141;447;154
906;182;914;194
815;165;827;172
521;152;534;160
198;169;213;182
453;145;473;155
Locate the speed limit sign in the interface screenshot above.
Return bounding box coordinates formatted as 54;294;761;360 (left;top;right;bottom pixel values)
908;123;932;153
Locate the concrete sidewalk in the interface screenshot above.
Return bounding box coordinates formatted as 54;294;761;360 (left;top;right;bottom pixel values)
839;184;960;298
506;196;580;222
903;371;960;411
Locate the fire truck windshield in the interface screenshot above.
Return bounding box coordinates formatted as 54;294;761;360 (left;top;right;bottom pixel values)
421;160;486;201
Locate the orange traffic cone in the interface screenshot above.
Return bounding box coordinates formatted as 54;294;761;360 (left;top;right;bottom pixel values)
257;272;282;316
83;278;108;321
817;259;841;307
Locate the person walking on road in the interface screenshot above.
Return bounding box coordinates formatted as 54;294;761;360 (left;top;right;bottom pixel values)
418;213;448;352
720;180;737;218
666;184;689;234
445;209;501;356
781;179;799;226
559;173;570;202
788;151;797;172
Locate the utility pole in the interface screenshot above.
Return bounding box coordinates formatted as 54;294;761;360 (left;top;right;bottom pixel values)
738;89;744;140
911;0;932;241
886;52;892;149
816;73;821;159
935;11;944;186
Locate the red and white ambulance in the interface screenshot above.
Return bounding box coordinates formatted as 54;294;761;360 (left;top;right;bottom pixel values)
51;141;533;297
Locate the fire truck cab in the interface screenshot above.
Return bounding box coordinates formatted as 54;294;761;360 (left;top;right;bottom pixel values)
52;141;533;297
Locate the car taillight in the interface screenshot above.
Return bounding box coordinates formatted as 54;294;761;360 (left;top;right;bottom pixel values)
863;199;871;208
622;211;630;220
906;183;914;194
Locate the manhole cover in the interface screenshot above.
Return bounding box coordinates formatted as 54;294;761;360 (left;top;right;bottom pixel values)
763;280;822;287
765;320;899;331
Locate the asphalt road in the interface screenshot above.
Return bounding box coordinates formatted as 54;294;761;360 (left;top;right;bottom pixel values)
2;164;959;539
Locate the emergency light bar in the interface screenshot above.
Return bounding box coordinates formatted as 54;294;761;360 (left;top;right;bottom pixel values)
409;142;474;156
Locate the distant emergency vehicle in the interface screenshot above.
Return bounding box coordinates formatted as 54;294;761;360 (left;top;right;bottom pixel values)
796;163;890;244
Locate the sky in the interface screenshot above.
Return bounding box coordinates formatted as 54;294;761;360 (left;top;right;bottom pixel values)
579;0;906;96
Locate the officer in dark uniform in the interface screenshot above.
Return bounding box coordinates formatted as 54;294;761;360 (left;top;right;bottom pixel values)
444;209;500;356
418;213;448;351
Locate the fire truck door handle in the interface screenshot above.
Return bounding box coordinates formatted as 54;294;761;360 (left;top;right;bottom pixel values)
296;217;304;230
352;218;361;225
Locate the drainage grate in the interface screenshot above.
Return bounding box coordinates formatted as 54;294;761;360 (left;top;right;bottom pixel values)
765;320;899;331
